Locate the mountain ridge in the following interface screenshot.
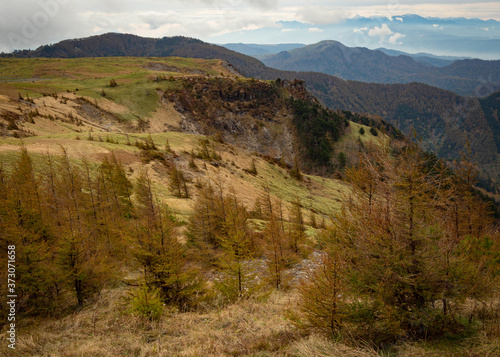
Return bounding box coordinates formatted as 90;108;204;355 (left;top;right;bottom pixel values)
259;40;500;96
209;14;500;60
1;55;498;357
1;33;498;191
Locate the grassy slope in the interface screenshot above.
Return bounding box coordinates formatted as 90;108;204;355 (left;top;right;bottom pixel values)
0;131;349;220
0;57;231;121
0;57;350;218
0;58;357;356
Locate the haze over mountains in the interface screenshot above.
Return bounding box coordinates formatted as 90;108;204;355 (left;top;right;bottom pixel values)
222;43;306;57
375;48;470;67
257;40;500;96
212;14;500;60
222;43;471;68
1;32;499;190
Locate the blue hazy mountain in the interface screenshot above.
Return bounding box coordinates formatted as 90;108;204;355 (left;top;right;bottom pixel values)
375;48;470;67
210;14;500;60
258;40;500;96
221;43;305;56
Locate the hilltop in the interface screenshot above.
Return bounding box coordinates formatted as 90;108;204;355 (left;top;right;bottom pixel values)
0;57;368;219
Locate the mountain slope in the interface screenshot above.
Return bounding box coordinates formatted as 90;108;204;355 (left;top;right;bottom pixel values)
1;56;498;357
375;47;470;67
2;33;498;189
259;40;500;96
261;40;432;83
1;33;267;78
0;57;351;175
222;43;305;56
276;72;499;164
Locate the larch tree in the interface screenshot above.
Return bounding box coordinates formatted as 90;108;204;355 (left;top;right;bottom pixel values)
289;196;306;254
0;147;62;314
133;169;202;310
215;188;263;301
169;161;189;198
261;184;291;290
56;147;117;307
295;140;500;342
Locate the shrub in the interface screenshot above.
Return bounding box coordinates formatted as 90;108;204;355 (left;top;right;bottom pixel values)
125;285;164;320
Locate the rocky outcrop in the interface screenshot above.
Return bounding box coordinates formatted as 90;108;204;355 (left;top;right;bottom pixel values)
163;77;313;165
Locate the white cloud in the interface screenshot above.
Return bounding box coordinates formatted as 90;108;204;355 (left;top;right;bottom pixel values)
388;32;405;44
354;23;405;45
297;5;349;25
182;0;278;11
308;27;323;32
395;17;403;22
368;23;393;39
353;26;368;33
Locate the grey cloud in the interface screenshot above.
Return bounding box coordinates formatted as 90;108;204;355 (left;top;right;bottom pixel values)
179;12;276;38
0;0;497;53
297;5;349;25
138;11;180;30
0;0;88;52
195;0;278;10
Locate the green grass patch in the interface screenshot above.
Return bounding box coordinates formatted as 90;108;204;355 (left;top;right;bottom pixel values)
247;158;347;216
345;121;389;147
1;57;219;117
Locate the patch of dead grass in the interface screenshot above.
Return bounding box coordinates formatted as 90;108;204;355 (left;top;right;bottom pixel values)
3;288;300;357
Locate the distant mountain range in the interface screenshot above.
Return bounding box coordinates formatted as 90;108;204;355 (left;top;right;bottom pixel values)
375;48;470;67
1;33;498;189
211;14;500;60
258;40;500;97
220;42;470;68
222;43;305;57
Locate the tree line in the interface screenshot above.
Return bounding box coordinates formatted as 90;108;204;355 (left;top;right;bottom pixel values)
0;146;312;318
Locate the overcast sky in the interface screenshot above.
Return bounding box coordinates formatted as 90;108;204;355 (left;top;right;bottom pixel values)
1;0;500;53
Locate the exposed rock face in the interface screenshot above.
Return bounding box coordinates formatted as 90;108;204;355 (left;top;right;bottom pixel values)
164;77;312;165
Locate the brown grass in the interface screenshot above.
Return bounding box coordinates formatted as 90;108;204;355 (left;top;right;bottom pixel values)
3;287;301;357
288;335;377;357
4;284;498;356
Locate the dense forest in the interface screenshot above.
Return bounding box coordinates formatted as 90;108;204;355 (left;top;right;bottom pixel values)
291;99;347;168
